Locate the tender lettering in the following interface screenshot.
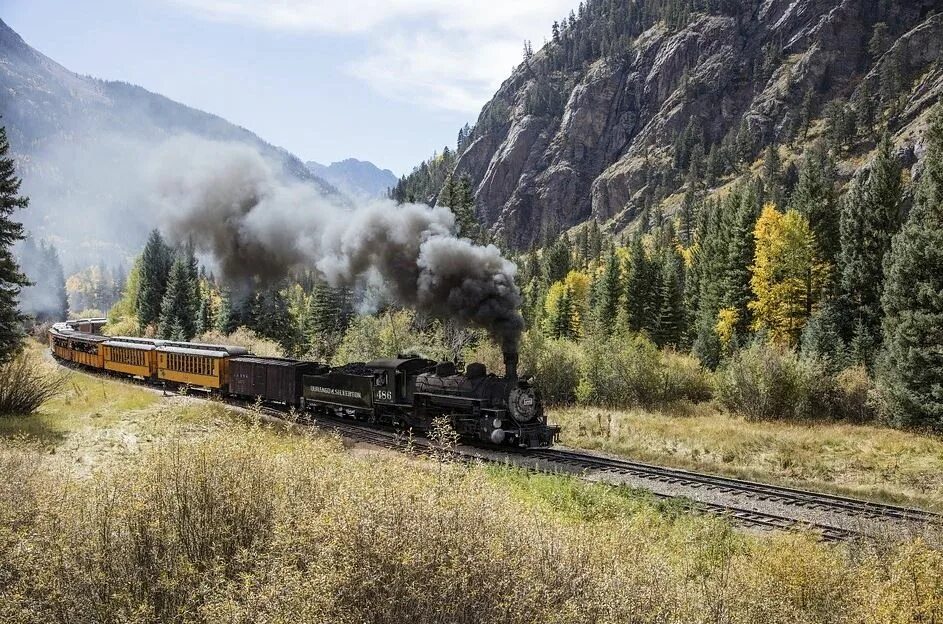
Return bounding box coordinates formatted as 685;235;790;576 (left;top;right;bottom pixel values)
308;386;363;399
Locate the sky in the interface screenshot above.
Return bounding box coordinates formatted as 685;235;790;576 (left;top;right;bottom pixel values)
2;0;578;176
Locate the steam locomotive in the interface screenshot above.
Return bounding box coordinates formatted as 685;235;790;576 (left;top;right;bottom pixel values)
49;320;559;448
302;352;555;447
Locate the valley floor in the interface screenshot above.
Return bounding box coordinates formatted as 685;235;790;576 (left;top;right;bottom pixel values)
2;355;943;622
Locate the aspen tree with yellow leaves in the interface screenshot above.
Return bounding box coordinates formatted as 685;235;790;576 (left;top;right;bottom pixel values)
749;204;829;346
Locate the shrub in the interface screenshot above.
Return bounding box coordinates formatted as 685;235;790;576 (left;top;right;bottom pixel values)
833;366;878;423
29;322;53;343
577;333;663;407
103;316;141;337
661;349;715;403
3;426;943;622
0;350;66;415
197;327;285;358
68;308;104;320
332;310;447;366
462;337;505;375
574;335;714;408
717;342;831;421
520;332;580;405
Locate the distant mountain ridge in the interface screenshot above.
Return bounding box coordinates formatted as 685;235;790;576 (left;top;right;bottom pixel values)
0;18;340;265
305;158;398;199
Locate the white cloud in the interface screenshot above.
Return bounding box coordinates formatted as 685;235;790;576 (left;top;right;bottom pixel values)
166;0;577;113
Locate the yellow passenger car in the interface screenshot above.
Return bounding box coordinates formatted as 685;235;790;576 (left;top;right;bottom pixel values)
156;342;248;391
50;333;72;361
102;337;161;379
67;334;108;369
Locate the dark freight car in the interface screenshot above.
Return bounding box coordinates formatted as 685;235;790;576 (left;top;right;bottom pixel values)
230;357;328;407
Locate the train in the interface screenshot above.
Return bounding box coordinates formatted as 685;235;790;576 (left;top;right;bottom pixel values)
48;319;559;448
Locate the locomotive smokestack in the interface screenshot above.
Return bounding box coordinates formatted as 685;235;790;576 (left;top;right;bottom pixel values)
504;351;519;381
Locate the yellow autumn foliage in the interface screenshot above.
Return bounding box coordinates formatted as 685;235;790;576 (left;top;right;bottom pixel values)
749;204;829;346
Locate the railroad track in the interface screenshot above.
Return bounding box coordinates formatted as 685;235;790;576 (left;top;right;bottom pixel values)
519;448;941;525
55;359;930;542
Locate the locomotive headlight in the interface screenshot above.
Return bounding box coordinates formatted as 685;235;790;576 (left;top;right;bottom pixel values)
508;387;537;423
492;418;503;429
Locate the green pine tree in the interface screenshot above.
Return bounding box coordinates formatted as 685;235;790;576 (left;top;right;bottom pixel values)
551;285;576;339
452;175;481;242
587;219;603;261
623;235;651;332
251;285;296;352
596;249;622;327
542;234;571;285
762;143;783;208
839;135;903;364
157;254;198;340
679;185;699;247
878;107;943;429
0;124;29;361
723;181;761;338
789;143;840;266
654;252;684;347
136;229;172;330
215;286;235;334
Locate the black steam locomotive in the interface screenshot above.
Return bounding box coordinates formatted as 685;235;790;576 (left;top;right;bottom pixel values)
300;352;558;448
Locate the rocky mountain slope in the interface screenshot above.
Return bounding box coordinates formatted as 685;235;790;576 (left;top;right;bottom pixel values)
442;0;943;247
306;158;398;198
0;18;337;264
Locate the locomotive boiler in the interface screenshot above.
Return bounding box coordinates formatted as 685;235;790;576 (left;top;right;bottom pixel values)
412;352;558;447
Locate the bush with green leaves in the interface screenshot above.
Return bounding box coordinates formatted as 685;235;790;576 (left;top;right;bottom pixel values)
661;349;715;403
519;331;581;405
574;334;714;408
718;342;882;422
716;342;829;421
576;333;664;407
332;310;448;366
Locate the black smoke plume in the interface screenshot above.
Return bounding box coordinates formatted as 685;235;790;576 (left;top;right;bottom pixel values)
153;136;524;350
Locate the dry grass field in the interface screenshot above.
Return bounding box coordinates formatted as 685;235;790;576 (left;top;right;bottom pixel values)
551;404;943;510
1;358;943;622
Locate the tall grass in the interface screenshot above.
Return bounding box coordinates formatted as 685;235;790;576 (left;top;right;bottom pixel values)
1;425;942;623
0;350;66;416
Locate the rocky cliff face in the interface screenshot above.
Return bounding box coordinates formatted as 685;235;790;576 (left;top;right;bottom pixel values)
452;0;943;247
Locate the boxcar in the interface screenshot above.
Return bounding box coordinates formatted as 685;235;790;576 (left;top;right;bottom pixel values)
102;337;162;379
156;342;249;391
229;357;328;407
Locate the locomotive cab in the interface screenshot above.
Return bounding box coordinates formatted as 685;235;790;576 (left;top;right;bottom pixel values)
364;357;436;405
